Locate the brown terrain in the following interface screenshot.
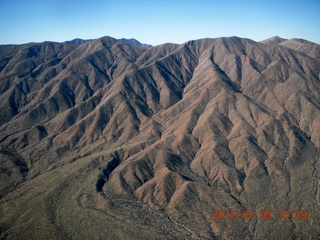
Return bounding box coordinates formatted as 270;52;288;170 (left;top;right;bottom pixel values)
0;36;320;239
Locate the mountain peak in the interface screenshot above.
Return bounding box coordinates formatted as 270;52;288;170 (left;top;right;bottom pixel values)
260;36;287;44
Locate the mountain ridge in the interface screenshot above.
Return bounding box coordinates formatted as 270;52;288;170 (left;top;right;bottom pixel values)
63;37;153;49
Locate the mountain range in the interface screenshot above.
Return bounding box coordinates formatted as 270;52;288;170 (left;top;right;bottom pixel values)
0;35;320;239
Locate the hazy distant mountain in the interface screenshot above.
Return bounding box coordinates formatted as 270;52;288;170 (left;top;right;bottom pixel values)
0;36;319;239
64;38;91;44
119;38;153;48
64;37;153;49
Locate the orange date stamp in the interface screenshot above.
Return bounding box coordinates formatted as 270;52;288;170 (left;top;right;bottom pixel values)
212;210;309;220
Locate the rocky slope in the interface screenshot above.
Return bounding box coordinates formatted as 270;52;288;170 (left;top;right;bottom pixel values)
0;36;320;239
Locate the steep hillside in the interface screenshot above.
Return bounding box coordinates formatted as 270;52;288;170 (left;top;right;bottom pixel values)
0;36;320;239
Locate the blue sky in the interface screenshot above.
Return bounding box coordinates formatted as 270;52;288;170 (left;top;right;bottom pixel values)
0;0;319;45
